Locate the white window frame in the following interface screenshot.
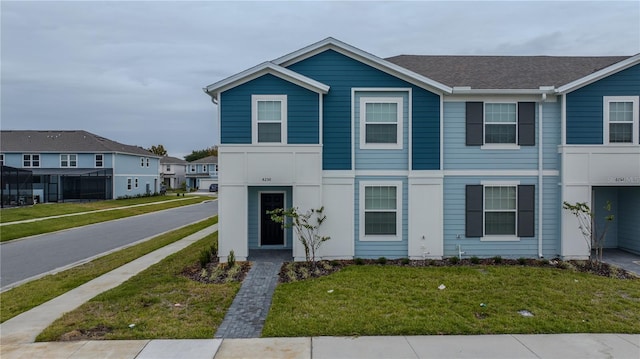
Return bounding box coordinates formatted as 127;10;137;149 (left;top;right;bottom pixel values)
60;154;77;168
135;178;139;188
603;96;639;145
146;158;150;167
359;181;402;242
23;154;40;168
95;154;104;168
202;165;207;172
252;94;287;144
480;181;520;242
140;157;145;167
127;178;132;191
0;154;4;166
482;102;520;150
359;97;403;150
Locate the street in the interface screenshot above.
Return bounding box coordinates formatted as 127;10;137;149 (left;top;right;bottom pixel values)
0;200;218;289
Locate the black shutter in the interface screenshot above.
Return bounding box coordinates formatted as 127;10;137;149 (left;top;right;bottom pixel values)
517;185;535;237
518;102;535;146
466;102;484;146
465;185;483;237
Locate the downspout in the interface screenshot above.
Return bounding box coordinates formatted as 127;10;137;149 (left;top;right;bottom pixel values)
538;94;546;258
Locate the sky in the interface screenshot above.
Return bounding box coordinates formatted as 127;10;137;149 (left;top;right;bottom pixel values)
2;1;639;159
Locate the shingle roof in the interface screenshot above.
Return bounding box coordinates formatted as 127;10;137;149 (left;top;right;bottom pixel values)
160;156;188;164
385;55;630;89
0;130;155;156
190;155;218;164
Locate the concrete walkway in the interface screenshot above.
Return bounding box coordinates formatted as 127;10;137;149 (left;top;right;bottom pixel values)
1;334;638;358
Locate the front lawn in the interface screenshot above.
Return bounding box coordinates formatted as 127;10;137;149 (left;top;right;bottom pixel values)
263;265;640;336
36;231;239;341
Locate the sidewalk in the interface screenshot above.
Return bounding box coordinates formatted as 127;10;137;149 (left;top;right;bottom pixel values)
1;334;638;358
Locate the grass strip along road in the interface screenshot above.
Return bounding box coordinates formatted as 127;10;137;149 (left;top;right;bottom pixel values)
0;195;209;242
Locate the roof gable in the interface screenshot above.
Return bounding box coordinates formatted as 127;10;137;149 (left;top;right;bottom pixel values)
0;130;156;157
273;37;451;94
556;53;640;93
204;62;329;102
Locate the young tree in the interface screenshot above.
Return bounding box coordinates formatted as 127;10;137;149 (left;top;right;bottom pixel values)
562;200;614;265
268;206;330;267
147;144;167;156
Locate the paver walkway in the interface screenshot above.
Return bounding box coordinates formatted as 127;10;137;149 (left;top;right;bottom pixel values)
214;250;291;338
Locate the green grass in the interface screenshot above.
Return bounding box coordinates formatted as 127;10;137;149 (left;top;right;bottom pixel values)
0;216;217;323
263;265;640;336
0;196;210;242
36;230;238;341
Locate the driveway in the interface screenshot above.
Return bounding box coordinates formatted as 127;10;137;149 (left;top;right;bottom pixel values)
0;200;218;289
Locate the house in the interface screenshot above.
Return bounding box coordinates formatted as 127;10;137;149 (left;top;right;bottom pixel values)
204;37;640;262
0;130;162;202
186;155;218;190
160;156;187;189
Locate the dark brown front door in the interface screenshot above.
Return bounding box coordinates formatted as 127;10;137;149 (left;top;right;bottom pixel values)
260;193;284;245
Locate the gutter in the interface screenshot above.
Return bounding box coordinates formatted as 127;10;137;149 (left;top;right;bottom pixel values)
538;93;546;258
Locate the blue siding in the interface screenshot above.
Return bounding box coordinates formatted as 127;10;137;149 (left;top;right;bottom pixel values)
443;102;542;170
443;175;559;258
542;102;561;170
287;50;441;170
247;186;293;250
354;91;409;170
220;74;320;144
354;176;408;258
617;187;640;254
566;64;640;144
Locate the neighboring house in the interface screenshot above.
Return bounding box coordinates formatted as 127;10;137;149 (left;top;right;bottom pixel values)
204;37;640;262
160;156;187;189
0;130;161;202
186;155;218;190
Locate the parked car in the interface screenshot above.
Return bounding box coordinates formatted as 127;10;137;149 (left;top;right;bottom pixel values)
209;183;218;192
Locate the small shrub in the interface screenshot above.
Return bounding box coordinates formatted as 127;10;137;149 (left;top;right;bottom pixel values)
493;256;503;264
400;258;410;265
470;256;480;264
329;260;340;266
199;249;212;268
377;257;387;265
517;257;527;265
355;258;365;265
449;256;460;265
228;250;236;268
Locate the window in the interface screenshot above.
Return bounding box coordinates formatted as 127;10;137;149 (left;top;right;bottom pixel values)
604;96;639;144
202;165;207;172
252;95;287;144
191;165;196;172
466;184;535;240
360;182;402;241
135;178;139;188
23;154;40;168
166;164;171;171
466;102;535;147
0;154;4;166
60;154;77;168
146;158;150;167
140;157;145;167
360;97;403;149
95;154;104;168
484;186;516;235
127;178;132;190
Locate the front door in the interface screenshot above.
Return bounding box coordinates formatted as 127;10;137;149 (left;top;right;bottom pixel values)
260;192;285;245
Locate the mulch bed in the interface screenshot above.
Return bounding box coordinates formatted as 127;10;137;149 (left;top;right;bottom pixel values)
277;257;639;283
182;260;251;284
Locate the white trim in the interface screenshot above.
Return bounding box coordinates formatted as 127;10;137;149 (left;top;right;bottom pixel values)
603;96;639;145
60;154;78;168
561;94;567;146
538;99;544;258
127;177;132;191
359;181;403;242
480;180;521;186
483;102;518;146
451;88;556;95
481;144;521;150
318;93;323;144
444;94;558;103
272;37;451;94
480;236;521;242
22;153;40;168
408;90;413;171
257;191;287;247
556;54;640;94
251;94;288;144
359;96;403;150
94;154;104;168
439;94;444;170
445;170;559;176
204;61;329;100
